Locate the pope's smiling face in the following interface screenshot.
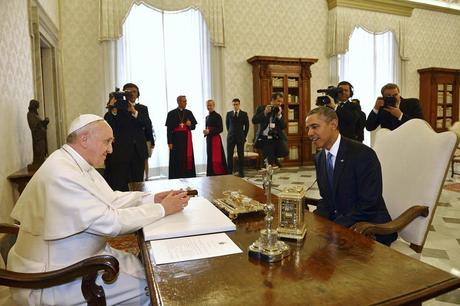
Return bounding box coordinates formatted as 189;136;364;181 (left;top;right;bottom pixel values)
84;121;114;167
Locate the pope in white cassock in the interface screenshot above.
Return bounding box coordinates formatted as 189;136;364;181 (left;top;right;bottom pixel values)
7;114;190;305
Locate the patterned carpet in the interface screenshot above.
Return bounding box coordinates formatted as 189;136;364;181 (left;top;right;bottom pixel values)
444;183;460;193
107;234;139;256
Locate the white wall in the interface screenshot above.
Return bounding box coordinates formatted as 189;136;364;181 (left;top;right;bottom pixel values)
0;0;35;222
223;0;330;139
60;0;106;126
406;8;460;98
56;1;460;130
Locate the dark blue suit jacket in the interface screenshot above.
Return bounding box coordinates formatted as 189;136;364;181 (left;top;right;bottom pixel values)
314;136;397;245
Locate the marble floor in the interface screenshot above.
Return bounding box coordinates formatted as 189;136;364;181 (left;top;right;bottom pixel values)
242;165;460;305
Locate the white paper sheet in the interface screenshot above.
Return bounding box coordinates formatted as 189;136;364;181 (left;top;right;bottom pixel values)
149;233;242;265
143;197;236;241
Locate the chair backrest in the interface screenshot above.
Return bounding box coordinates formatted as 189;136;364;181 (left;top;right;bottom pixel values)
372;119;457;247
449;121;460;137
245;142;255;152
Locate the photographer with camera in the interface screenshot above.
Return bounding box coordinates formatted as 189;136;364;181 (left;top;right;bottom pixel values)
252;92;288;167
365;83;424;131
316;81;366;142
104;82;153;191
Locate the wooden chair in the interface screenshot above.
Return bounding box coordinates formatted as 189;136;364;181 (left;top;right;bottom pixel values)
448;121;460;177
233;142;261;171
0;223;119;306
352;119;457;256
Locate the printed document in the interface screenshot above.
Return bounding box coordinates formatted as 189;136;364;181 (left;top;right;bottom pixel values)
149;233;242;265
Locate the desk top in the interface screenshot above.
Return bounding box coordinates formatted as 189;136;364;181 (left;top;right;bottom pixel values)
131;175;460;306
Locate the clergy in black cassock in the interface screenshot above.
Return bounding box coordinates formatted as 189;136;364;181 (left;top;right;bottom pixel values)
203;100;228;176
165;95;197;179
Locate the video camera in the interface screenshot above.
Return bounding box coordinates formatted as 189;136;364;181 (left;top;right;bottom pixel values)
108;88;133;111
316;86;343;106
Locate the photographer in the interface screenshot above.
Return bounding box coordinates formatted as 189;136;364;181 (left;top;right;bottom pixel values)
104;83;153;191
365;83;424;131
319;81;366;142
252;92;288;166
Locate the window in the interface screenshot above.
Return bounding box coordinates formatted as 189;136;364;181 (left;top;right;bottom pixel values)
117;4;211;177
338;26;400;145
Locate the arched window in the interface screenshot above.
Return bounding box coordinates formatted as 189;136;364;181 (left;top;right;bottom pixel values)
117;4;211;178
338;26;400;145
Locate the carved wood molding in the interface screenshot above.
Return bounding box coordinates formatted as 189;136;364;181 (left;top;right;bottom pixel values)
327;0;460;16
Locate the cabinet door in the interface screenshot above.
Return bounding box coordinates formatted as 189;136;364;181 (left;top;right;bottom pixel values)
436;83;454;131
418;68;460;132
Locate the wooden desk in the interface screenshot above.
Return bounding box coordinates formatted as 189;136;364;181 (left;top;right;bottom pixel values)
131;175;460;306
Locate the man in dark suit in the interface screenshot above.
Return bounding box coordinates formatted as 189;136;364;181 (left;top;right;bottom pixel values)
333;81;366;142
305;106;397;246
252;92;288;167
104;83;153;191
226;98;249;177
366;83;424;131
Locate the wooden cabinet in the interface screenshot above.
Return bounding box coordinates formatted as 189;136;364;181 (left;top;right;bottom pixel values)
247;56;318;166
418;67;460;132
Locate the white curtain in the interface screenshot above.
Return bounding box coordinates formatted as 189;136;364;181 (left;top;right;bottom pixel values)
99;0;225;47
116;4;211;177
337;27;400;145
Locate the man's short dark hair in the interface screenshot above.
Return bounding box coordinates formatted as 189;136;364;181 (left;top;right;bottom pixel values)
308;106;338;122
338;81;354;97
271;92;283;101
177;95;186;103
122;83;140;96
381;83;400;96
232;98;240;103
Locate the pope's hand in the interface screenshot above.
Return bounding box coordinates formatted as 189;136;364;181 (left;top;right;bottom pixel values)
160;191;190;215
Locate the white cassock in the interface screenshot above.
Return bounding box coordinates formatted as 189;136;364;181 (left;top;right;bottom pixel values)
7;144;165;306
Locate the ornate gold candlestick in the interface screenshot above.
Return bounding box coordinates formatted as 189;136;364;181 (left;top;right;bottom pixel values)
248;161;290;262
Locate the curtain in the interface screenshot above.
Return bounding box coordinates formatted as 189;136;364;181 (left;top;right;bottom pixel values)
327;7;407;59
115;4;211;177
338;27;400;145
99;0;225;46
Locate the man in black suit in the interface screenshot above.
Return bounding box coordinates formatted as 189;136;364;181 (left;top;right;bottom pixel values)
226;98;249;177
305;106;397;246
252;92;288;167
335;81;366;142
366;83;424;131
104;83;153;191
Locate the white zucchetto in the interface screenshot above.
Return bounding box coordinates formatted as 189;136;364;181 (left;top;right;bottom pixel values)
67;114;104;135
